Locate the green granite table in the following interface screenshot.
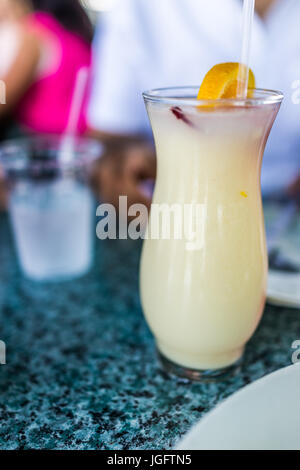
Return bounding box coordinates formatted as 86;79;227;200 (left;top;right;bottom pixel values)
0;211;299;450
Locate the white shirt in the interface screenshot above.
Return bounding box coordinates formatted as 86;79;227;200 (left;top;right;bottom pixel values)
88;0;300;194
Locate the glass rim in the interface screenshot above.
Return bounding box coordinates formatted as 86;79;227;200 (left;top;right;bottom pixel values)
0;134;102;149
143;86;284;107
0;134;103;174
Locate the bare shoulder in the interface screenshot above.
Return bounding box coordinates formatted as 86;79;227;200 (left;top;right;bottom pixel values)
0;23;41;114
17;23;41;56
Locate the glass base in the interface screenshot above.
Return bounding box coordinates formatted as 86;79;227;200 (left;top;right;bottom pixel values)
157;350;242;383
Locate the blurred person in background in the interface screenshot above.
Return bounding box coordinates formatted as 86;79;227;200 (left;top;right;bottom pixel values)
0;0;93;138
89;0;300;206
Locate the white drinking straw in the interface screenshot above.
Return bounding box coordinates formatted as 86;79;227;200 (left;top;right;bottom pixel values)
65;66;89;136
237;0;255;99
59;66;90;164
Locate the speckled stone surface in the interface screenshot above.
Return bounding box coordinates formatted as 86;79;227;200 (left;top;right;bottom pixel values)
0;212;299;450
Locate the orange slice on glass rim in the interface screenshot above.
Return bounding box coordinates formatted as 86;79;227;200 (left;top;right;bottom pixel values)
197;62;255;101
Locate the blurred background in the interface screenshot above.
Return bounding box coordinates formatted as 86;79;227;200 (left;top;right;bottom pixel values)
0;0;300;203
0;0;299;451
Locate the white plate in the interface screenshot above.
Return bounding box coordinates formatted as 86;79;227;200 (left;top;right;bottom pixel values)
267;271;300;309
176;364;300;450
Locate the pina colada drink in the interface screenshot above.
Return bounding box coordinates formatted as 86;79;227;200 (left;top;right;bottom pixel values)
140;64;283;380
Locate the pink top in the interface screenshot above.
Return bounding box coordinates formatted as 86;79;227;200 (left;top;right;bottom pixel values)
17;12;91;135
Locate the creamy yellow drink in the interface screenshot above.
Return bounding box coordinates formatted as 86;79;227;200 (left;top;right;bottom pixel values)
140;65;282;378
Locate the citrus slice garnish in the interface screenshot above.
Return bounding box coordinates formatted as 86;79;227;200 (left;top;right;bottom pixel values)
197;62;255;100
